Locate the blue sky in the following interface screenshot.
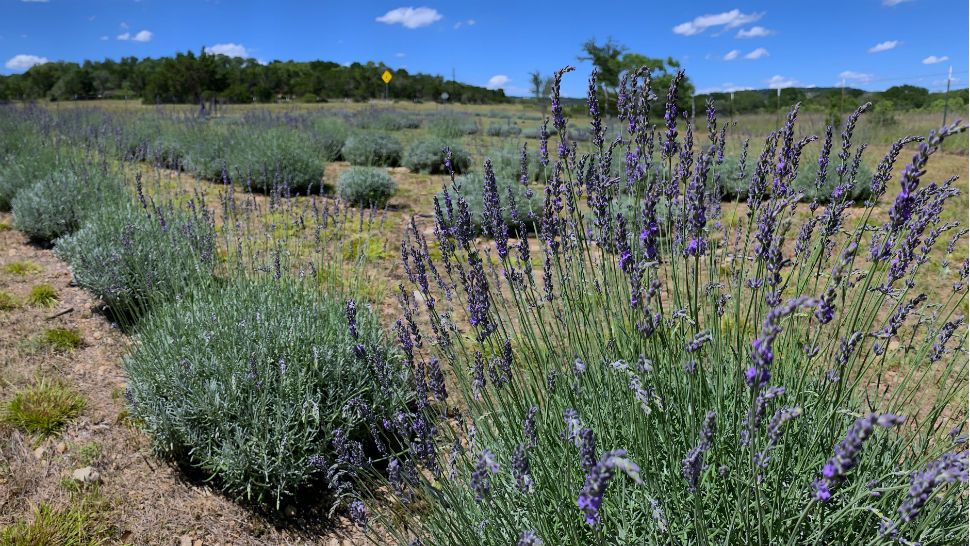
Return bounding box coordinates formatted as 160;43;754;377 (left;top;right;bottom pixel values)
1;0;966;97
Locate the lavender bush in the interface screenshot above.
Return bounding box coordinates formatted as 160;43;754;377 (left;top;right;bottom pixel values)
361;67;969;545
125;276;410;508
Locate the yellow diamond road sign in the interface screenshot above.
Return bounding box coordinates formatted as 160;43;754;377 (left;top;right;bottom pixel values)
381;70;393;84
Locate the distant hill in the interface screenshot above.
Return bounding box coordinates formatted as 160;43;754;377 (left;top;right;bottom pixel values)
0;50;508;104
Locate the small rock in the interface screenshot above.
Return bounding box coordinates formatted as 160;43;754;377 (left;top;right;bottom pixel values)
80;308;93;319
56;442;67;454
93;331;103;341
179;536;193;546
33;446;46;460
72;466;101;484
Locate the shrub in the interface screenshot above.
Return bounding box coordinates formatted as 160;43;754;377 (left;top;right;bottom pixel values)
56;200;217;324
716;155;875;204
427;114;479;138
337;167;398;207
227;127;327;193
3;380;85;438
0;145;77;212
41;328;84;352
27;284;58;307
342;133;403;167
12;166;125;243
311;117;350;161
487;142;548;183
351;109;421;131
367;75;970;545
125;277;409;508
403;137;472;174
439;171;542;234
486;122;523;137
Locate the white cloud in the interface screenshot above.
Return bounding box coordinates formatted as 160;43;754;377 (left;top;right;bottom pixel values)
5;54;49;71
868;40;898;53
21;0;50;3
922;55;949;64
744;47;769;60
118;29;152;42
736;26;773;38
453;18;476;29
766;75;799;89
882;0;913;5
376;7;442;29
673;9;763;36
839;70;874;84
723;49;739;61
208;43;248;57
486;74;510;89
100;35;108;41
394;52;406;58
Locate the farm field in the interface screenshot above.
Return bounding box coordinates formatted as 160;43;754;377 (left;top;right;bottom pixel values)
1;79;968;546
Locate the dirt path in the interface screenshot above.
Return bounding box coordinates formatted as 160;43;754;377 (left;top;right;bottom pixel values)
0;214;365;545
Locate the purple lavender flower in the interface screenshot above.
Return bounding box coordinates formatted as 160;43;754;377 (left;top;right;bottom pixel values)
754;406;802;470
748;296;820;388
662;71;685;158
685;330;713;353
929;318;963;363
523;406;538;448
348;500;368;530
577;450;643;526
683;411;717;491
578;428;597;473
683;154;711;257
427;357;447;402
517;530;543;546
816;243;856;324
470;449;499;502
896;450;969;523
814;413;905;501
888;122;964;234
472;351;486;400
512;443;533;492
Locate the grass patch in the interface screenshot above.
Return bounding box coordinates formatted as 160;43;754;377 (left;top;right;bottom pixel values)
0;222;11;232
0;494;112;545
73;442;103;467
41;328;84;352
3;380;85;438
27;284;58;307
4;261;41;275
0;290;18;310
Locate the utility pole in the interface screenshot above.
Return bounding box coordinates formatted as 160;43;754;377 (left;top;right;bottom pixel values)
775;87;781;127
730;91;735;119
943;65;953;125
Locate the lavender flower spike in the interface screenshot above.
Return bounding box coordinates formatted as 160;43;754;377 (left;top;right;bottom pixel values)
748;296;821;388
577;450;643;525
682;411;717;491
471;449;500;502
897;450;968;523
814;413;905;501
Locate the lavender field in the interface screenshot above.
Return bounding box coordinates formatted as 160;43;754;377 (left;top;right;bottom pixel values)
0;6;968;543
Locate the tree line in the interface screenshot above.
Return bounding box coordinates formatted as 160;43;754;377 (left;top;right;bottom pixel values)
0;50;508;104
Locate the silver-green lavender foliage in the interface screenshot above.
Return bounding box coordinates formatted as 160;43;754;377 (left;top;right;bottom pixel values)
366;67;969;546
12;163;126;243
403;137;471;174
54;197;217;325
337;166;398;207
342;133;404;167
125;276;409;508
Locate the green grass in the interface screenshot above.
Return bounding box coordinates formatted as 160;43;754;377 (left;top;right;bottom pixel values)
3;380;85;438
73;442;103;467
41;328;84;352
0;290;18;310
4;261;41;275
26;284;58;307
0;494;112;546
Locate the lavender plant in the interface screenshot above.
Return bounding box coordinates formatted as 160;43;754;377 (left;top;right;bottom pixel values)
125;275;410;508
361;67;969;545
